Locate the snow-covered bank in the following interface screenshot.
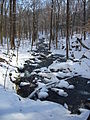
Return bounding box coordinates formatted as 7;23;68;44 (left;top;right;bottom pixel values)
0;86;89;120
50;34;90;79
0;40;36;89
0;34;90;120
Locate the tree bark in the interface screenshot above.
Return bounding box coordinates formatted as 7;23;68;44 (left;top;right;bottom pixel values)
66;0;69;60
12;0;16;49
0;0;4;45
83;0;86;40
10;0;13;49
49;0;54;50
31;0;37;49
56;0;60;49
10;0;16;49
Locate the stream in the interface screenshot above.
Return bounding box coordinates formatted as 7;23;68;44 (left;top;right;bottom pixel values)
15;38;90;115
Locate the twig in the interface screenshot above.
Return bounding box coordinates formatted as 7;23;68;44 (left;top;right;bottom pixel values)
4;50;15;89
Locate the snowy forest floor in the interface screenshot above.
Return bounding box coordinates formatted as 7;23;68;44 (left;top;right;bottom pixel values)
0;34;90;120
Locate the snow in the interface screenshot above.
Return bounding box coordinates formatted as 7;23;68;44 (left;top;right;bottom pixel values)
0;40;32;89
38;91;48;99
49;60;74;72
51;88;68;97
0;34;90;120
50;34;90;79
48;58;90;79
20;82;30;86
68;85;74;89
74;34;82;39
53;71;73;79
87;81;90;84
38;72;55;79
64;103;68;109
56;80;74;89
0;86;89;120
56;80;69;88
84;50;90;59
40;67;49;72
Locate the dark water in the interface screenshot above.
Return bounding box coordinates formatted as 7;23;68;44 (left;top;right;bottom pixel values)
16;38;90;115
46;76;90;114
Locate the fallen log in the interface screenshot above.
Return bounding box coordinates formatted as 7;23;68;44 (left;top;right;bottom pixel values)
28;75;79;99
77;38;90;50
0;57;7;63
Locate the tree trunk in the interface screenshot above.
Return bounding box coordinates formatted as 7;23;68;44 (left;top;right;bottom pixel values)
56;0;60;49
66;0;69;60
0;0;4;45
4;0;7;39
49;0;54;50
83;0;86;40
9;0;13;49
31;0;37;49
12;0;16;49
10;0;16;49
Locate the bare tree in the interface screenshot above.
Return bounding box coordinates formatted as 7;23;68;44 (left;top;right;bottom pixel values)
12;0;16;48
0;0;4;45
66;0;69;60
31;0;38;49
49;0;54;50
83;0;86;40
56;0;60;49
